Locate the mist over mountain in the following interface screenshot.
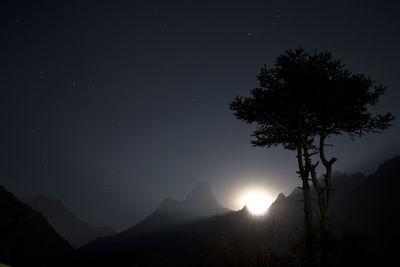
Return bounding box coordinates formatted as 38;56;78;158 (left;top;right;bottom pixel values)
80;156;400;266
335;156;400;233
268;171;368;232
268;158;399;230
2;1;399;266
0;186;81;267
80;181;231;263
1;156;399;266
126;181;230;234
267;156;399;265
26;195;115;248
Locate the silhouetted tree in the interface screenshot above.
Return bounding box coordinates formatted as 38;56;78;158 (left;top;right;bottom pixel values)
230;48;317;266
230;47;394;266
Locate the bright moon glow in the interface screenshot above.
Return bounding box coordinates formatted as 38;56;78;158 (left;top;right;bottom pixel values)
239;190;274;216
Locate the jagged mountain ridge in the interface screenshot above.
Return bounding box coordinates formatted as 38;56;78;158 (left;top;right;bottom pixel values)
138;182;228;225
335;156;400;231
118;181;230;237
81;156;400;266
0;186;82;267
267;171;368;228
80;181;231;262
267;156;399;261
27;195;115;248
80;206;274;267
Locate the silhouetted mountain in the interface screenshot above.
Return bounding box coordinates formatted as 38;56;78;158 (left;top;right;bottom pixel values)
267;171;368;233
120;181;230;236
81;206;292;267
336;156;400;232
268;156;399;265
0;185;82;267
80;181;236;266
79;156;399;266
27;195;114;248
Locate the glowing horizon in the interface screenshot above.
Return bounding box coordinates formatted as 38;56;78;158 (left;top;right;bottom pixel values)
237;188;275;216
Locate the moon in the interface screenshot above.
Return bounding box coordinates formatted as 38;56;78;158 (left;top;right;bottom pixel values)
239;189;274;215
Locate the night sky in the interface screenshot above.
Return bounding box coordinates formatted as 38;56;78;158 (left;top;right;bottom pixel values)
1;0;399;231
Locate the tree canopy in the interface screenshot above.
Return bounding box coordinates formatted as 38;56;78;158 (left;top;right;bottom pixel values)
230;48;394;150
230;47;394;266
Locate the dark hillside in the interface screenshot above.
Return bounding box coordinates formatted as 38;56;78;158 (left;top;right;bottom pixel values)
0;185;83;267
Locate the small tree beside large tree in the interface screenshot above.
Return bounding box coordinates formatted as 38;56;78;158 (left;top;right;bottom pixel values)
230;47;394;266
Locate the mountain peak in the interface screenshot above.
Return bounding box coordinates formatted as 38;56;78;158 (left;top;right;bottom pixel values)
0;185;79;266
185;181;213;201
239;205;249;212
375;155;400;176
276;193;286;201
122;181;230;238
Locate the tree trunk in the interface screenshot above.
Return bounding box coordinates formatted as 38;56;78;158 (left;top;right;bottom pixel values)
318;134;336;267
298;133;336;267
320;212;330;267
297;144;315;267
300;139;326;267
302;177;315;267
